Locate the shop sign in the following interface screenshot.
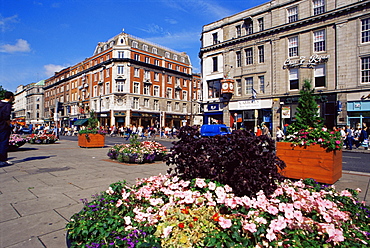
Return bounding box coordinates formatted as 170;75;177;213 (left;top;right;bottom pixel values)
282;106;290;119
283;54;329;69
355;104;361;108
237;100;261;110
207;104;219;111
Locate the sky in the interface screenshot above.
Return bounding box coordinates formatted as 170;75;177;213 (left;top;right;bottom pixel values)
0;0;267;92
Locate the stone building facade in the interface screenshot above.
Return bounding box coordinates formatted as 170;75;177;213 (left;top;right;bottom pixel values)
14;80;45;125
200;0;370;131
43;31;201;129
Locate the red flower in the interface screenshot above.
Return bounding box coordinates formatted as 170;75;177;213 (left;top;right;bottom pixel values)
178;223;185;228
181;208;189;214
212;213;220;222
193;217;198;221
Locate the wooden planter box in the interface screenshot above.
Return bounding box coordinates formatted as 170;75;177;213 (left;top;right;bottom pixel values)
276;142;342;184
78;133;105;148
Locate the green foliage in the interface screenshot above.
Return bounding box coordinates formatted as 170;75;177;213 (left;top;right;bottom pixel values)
0;85;7;99
288;79;323;133
87;110;99;130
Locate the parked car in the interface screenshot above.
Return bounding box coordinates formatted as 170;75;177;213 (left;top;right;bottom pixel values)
200;124;232;137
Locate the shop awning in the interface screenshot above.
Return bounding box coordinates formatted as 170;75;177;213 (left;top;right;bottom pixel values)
73;119;88;126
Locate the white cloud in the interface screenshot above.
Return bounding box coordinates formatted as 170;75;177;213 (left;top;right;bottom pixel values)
0;39;31;53
0;14;19;32
44;64;65;76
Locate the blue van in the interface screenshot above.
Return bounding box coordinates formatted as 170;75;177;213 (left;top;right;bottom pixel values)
200;124;232;137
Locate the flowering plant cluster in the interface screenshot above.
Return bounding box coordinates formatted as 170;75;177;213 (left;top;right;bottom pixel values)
66;174;369;247
8;134;28;150
107;140;167;163
27;133;58;144
284;127;343;151
79;128;107;135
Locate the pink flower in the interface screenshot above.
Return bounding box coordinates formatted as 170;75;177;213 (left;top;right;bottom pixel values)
243;222;257;233
162;226;173;238
266;228;277;242
195;178;207;188
208;182;216;190
218;216;232;229
116;199;123;207
335;140;341;144
340;190;352;197
267;205;279;215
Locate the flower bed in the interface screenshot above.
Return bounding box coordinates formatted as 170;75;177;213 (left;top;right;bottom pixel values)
66;175;369;247
27;134;58;144
8;134;28;151
107;140;167;164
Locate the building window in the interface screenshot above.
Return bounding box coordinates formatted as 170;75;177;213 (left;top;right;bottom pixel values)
258;45;264;63
134;54;140;61
314;30;325;52
154;85;160;96
117;66;124;74
167;101;172;112
236;51;241;67
165;52;170;58
236;79;242;96
182;91;187;100
154;100;159;111
212;56;218;72
212;32;218;44
175;102;180;110
361;57;370;84
173;55;178;60
118;51;124;58
133;97;139;109
259;76;265;94
166;88;172;98
289;68;299;90
258;18;264;31
236;25;242;37
314;64;326;87
134;68;140;77
182;103;187;113
154;72;159;81
152;47;158;54
168;63;172;69
145;57;150;63
288;36;299;57
132;41;138;48
167;75;172;84
143;44;148;51
287;6;298;23
313;0;325;15
175;91;180;100
208;80;221;98
144;70;150;80
361;18;370;43
245;22;253;35
183;79;187;87
245;48;253;65
245;77;253;95
105;82;110;94
144;98;149;108
106;68;110;77
116;81;124;92
36;104;39;110
144;84;150;95
133;82;139;94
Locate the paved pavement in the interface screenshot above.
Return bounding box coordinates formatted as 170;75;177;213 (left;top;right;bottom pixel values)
0;139;369;248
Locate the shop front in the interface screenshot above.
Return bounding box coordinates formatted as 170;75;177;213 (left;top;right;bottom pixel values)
229;99;273;132
347;98;370;128
203;103;223;124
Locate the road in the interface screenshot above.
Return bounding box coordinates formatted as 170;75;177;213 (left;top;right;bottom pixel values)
60;135;370;174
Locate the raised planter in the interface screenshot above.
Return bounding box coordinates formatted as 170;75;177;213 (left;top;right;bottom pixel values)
276;142;342;184
78;133;105;148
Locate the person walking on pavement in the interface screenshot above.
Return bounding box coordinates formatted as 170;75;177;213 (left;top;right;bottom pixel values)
357;126;369;150
276;126;285;142
0;91;15;166
345;125;353;150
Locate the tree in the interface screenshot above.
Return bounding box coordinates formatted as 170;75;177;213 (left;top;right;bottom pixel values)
288;79;323;132
0;85;7;100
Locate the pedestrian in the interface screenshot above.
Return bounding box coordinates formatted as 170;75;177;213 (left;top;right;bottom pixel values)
357;126;368;150
261;123;271;138
0;91;15;166
276;126;285;142
345;125;353;150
